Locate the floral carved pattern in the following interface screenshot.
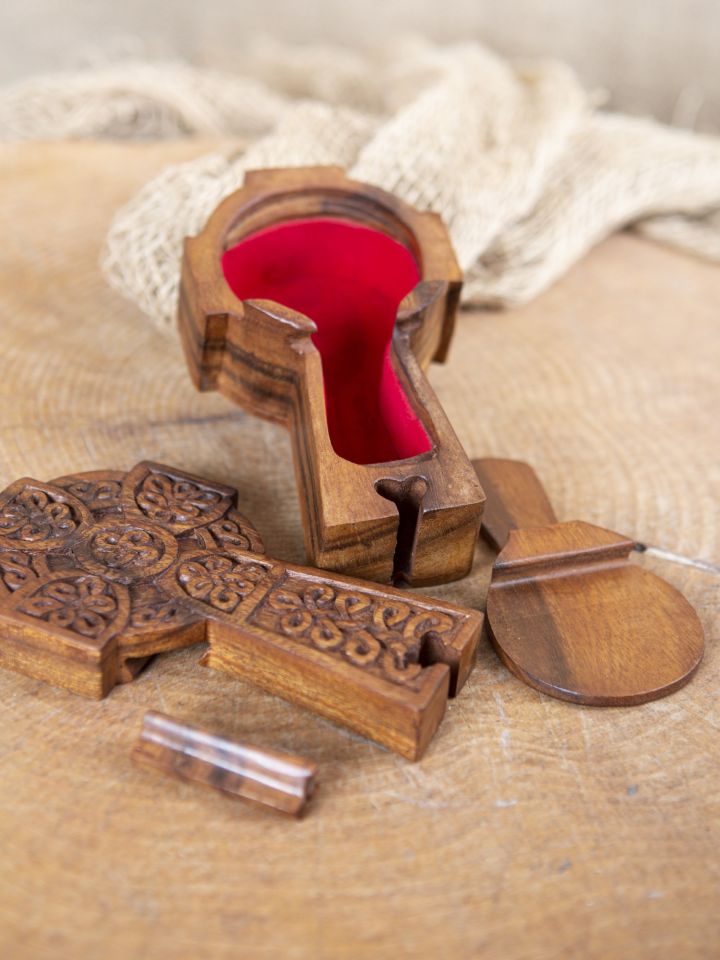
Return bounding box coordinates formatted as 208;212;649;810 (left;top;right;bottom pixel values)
0;459;478;745
0;486;82;547
56;477;123;511
17;575;121;639
200;510;264;553
129;596;189;631
176;555;269;614
250;575;460;686
0;550;45;592
0;463;264;693
74;519;178;584
135;475;222;527
91;527;163;569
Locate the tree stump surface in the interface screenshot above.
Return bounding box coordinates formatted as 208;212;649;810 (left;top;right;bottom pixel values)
0;140;717;960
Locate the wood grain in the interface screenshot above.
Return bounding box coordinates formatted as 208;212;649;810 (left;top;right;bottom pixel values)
472;456;558;550
473;458;704;705
0;140;718;960
476;459;704;703
188;552;481;760
0;460;261;696
179;166;484;587
132;710;318;816
0;455;480;758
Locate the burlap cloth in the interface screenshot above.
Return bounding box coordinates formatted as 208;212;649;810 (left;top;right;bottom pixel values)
1;38;720;331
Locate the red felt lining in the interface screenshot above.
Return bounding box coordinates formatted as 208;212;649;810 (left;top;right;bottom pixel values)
221;217;431;465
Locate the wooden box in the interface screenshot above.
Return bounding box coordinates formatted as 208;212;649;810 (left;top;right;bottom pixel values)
178;167;484;587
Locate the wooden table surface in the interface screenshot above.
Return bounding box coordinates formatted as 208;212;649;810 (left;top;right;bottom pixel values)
0;141;718;960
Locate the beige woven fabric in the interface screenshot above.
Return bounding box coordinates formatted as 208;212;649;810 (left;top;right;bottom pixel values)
3;38;719;328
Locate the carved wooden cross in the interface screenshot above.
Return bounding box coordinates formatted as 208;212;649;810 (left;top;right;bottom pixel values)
0;461;481;759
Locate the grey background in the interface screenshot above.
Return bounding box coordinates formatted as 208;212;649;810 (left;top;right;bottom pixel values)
2;0;719;128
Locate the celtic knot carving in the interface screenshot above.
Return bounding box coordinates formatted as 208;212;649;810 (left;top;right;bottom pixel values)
0;550;44;592
59;478;123;510
177;555;269;613
0;487;80;545
200;509;263;553
74;519;177;584
0;462;271;695
130;596;188;630
18;575;120;639
90;526;163;570
254;577;460;684
207;518;250;548
0;465;263;675
135;474;222;527
0;458;479;744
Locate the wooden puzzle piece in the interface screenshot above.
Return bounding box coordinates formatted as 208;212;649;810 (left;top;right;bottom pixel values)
0;462;263;697
179;166;485;588
0;461;481;758
159;543;482;760
473;458;704;705
133;711;318;817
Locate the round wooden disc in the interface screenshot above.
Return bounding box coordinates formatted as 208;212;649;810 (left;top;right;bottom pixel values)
487;562;705;706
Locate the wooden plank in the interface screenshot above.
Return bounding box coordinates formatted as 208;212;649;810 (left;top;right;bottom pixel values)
0;140;718;960
132;710;318;816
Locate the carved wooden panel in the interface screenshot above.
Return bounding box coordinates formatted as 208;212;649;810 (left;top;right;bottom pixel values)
0;460;481;758
0;462;263;697
161;546;482;760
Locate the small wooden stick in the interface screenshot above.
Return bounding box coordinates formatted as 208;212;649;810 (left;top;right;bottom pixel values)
132;711;318;817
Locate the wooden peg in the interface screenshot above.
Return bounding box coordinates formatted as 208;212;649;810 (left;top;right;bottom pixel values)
132;711;317;817
472;458;704;705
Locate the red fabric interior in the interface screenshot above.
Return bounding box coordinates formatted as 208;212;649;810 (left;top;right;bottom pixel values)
221;217;431;465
